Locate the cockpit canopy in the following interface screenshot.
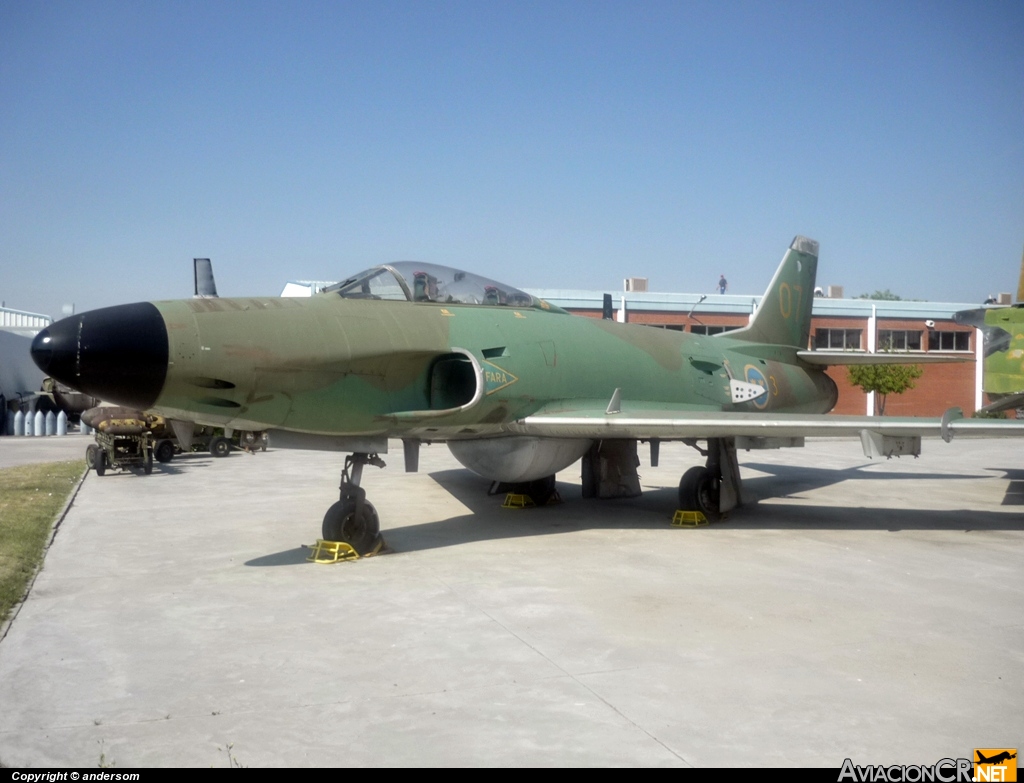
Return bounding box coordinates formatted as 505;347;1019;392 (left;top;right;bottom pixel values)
324;262;559;312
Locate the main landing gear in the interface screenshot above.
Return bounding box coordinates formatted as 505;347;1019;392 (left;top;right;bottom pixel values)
678;465;721;520
322;452;386;555
677;437;743;521
576;437;744;520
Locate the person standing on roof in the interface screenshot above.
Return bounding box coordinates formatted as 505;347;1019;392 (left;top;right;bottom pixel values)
718;274;728;295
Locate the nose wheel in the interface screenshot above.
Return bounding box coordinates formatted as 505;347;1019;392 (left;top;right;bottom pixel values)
321;452;386;555
322;497;381;554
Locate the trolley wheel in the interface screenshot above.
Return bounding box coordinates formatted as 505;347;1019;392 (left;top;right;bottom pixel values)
155;439;175;463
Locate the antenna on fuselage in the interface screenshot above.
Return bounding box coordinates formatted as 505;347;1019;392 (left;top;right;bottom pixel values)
194;258;219;298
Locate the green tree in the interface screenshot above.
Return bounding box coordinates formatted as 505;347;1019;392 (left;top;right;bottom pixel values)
856;289;902;300
847;363;923;415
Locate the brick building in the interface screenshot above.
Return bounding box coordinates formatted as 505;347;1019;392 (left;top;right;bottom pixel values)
523;288;983;417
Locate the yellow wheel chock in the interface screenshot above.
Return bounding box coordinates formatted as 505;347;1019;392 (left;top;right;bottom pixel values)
306;536;387;563
502;493;536;509
672;510;709;527
307;539;360;563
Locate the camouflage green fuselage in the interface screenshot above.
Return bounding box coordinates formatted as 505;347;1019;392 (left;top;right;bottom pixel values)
151;294;836;438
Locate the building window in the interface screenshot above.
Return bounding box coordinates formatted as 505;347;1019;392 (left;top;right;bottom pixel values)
814;328;862;350
877;329;922;351
690;325;740;335
640;324;685;331
928;330;970;351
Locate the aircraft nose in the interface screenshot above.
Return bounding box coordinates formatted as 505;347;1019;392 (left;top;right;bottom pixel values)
31;302;169;410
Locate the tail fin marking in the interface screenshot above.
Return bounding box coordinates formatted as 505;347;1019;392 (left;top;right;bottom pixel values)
729;236;818;348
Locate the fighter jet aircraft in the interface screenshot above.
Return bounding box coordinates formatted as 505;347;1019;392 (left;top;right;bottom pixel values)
30;237;1024;554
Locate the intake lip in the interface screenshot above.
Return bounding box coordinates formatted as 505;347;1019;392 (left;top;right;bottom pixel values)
31;302;169;410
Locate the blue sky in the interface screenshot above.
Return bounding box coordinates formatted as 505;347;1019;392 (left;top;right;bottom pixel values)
2;0;1022;319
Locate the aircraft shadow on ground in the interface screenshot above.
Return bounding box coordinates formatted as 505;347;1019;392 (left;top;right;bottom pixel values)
988;468;1024;506
155;455;217;476
90;454;221;479
88;466;185;479
743;461;1024;509
107;455;216;477
740;461;971;498
380;466;1024;554
245;464;1024;564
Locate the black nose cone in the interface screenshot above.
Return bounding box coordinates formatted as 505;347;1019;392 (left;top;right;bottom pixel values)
31;302;169;410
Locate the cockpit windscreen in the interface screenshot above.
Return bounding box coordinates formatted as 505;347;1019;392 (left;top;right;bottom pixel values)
325;262;551;310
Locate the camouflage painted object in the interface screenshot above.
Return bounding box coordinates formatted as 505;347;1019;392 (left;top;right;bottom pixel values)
33;238;1024;553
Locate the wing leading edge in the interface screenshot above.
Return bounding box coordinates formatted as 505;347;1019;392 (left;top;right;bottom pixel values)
509;402;1024;441
797;351;972;366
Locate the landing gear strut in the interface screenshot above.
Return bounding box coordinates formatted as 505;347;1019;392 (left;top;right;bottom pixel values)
678;437;743;521
580;440;642;499
322;452;386;554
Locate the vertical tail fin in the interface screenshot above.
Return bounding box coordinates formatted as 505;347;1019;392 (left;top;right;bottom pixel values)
730;236;818;347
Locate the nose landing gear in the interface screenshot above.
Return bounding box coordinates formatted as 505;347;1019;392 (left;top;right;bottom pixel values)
321;452;387;555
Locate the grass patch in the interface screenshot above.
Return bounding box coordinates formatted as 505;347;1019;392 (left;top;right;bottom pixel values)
0;460;85;625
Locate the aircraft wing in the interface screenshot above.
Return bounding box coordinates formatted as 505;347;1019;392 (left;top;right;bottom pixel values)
509;402;1024;441
796;351;972;366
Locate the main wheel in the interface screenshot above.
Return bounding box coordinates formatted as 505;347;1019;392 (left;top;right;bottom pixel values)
155;439;175;463
678;466;720;521
143;448;153;475
86;444;99;469
322;498;381;554
210;437;231;458
95;450;107;477
524;474;557;506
